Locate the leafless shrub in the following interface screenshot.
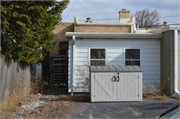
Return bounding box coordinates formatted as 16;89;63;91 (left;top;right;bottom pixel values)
143;78;168;101
30;75;44;94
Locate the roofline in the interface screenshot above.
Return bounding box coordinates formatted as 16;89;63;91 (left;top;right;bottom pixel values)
168;25;180;30
147;25;180;33
65;32;163;39
58;21;134;26
59;21;74;23
76;22;134;26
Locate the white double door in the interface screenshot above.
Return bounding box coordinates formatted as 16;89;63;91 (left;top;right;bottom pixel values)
91;72;142;102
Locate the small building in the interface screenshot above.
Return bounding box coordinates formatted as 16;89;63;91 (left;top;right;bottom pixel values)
50;9;180;96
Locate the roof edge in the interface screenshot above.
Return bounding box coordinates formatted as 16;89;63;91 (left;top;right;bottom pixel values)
76;22;134;26
65;32;163;39
147;25;180;33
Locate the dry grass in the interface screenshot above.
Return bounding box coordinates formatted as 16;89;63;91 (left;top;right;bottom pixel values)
0;74;86;118
30;76;44;94
143;82;169;101
0;74;45;118
7;96;84;119
0;78;30;118
3;88;86;119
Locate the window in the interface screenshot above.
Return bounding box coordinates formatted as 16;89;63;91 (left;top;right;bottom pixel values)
90;49;105;66
125;49;140;66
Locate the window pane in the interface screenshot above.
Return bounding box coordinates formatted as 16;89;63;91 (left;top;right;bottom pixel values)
91;49;105;59
90;60;105;66
125;49;140;59
126;61;140;66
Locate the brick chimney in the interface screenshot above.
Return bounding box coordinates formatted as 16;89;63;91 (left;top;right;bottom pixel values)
118;9;130;23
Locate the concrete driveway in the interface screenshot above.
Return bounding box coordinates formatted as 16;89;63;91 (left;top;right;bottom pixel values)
67;98;179;119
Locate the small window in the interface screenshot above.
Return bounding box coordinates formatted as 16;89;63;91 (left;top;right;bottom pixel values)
90;49;105;66
125;49;140;66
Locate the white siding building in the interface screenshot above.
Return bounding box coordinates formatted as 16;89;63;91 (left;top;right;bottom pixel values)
66;33;162;93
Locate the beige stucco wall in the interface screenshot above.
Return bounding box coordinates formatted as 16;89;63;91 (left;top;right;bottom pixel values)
74;25;131;33
161;30;180;96
50;23;74;56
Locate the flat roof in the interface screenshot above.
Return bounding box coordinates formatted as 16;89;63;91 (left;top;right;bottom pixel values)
65;32;163;39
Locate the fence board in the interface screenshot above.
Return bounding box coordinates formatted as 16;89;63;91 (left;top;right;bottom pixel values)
0;55;30;102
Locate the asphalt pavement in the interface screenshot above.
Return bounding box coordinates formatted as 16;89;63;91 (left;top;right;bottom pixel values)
67;98;180;119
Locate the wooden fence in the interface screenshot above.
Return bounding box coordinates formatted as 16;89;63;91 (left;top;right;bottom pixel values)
0;54;30;102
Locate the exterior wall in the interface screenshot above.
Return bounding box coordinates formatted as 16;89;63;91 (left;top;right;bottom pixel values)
161;30;180;96
68;38;161;93
74;25;131;33
50;23;74;56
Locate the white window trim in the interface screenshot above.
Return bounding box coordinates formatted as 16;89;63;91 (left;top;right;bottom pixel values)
89;48;107;66
124;48;142;67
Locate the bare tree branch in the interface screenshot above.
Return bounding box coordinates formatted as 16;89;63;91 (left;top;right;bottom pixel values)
132;8;161;28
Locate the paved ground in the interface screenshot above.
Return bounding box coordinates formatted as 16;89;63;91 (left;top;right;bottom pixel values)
67;98;180;119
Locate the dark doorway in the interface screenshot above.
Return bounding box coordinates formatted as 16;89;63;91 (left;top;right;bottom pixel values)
50;41;68;86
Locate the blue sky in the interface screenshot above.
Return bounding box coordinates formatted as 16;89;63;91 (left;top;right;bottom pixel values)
60;0;180;25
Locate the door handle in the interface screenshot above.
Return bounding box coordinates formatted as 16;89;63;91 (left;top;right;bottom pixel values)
113;76;116;82
116;76;119;82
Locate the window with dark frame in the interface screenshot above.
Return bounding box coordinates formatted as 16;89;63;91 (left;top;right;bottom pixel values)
90;49;105;66
125;49;140;66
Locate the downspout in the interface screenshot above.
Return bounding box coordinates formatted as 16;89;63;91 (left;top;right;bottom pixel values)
71;35;76;96
174;30;180;96
131;25;133;33
137;23;139;30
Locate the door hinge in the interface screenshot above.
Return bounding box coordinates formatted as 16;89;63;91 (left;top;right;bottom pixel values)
94;95;95;97
137;94;139;97
137;76;139;78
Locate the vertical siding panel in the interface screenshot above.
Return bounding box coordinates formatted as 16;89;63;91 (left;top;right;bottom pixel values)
125;76;127;98
103;75;105;98
106;75;109;98
99;75;102;98
97;76;99;98
135;75;136;98
94;76;97;98
131;81;133;98
134;76;136;98
97;77;99;98
130;76;132;98
128;76;130;97
108;76;111;98
120;75;123;101
100;75;102;98
132;75;134;98
121;75;123;100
